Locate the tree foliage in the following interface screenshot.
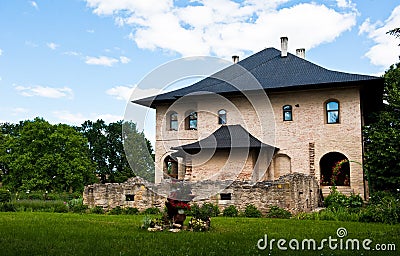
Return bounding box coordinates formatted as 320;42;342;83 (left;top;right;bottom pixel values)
78;120;154;183
0;118;96;192
364;63;400;192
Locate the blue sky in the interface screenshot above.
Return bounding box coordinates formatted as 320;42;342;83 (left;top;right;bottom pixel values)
0;0;399;142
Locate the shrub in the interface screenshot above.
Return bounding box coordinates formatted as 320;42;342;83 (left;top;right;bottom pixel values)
223;205;238;217
359;194;400;224
189;217;210;232
0;189;11;203
244;204;262;218
124;207;139;215
201;203;220;217
143;207;160;215
187;203;200;216
54;204;69;213
109;206;123;215
90;206;105;214
67;198;88;213
266;206;292;219
0;202;16;212
324;188;363;213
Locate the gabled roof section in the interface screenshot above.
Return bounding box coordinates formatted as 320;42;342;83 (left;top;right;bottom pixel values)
171;125;277;152
133;47;382;108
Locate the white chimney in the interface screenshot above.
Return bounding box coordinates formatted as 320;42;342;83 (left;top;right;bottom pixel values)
280;37;288;57
232;55;239;64
296;48;305;59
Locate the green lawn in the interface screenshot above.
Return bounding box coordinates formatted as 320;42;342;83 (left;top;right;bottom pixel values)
0;212;399;256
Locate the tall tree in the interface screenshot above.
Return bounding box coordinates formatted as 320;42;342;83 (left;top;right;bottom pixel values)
0;118;96;192
364;63;400;192
79;120;109;183
78;120;154;183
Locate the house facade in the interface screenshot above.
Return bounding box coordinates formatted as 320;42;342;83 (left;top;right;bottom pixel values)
134;38;383;200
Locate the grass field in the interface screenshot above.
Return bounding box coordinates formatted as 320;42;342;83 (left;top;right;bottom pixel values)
0;212;399;256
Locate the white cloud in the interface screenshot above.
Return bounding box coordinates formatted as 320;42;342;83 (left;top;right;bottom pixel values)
85;55;131;66
359;5;400;68
47;42;59;50
106;85;159;102
52;111;122;126
85;56;119;66
63;51;81;56
15;85;73;99
119;56;131;64
85;0;357;58
30;1;39;10
0;48;3;56
87;29;95;33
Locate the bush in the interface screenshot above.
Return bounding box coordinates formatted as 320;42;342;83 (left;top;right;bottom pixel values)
90;206;105;214
67;198;88;213
0;189;11;203
359;194;400;224
223;205;239;217
201;203;220;217
244;204;262;218
54;204;69;213
143;207;160;215
324;188;363;213
266;206;292;219
124;207;139;215
0;202;16;212
109;206;123;215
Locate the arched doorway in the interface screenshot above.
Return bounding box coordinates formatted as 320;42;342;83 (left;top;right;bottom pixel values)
320;152;350;186
164;156;178;179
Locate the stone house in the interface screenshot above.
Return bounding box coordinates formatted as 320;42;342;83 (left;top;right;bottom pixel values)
83;38;383;213
133;37;383;200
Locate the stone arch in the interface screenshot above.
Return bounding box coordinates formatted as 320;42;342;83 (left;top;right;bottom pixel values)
163;155;178;179
319;152;350;186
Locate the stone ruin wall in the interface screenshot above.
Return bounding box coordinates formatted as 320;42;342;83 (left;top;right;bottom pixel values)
83;173;320;214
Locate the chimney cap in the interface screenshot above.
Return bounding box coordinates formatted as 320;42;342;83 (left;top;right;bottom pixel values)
296;48;305;59
280;37;288;57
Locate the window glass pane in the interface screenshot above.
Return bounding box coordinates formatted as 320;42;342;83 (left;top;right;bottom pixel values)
284;111;292;121
327;111;339;123
327;102;338;111
189;119;197;129
218;109;227;124
283;105;292;111
170;113;177;121
170;120;178;130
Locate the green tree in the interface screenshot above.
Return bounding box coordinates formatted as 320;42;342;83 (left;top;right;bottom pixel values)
78;120;154;183
79;120;109;183
0;118;96;192
122;121;155;183
364;63;400;192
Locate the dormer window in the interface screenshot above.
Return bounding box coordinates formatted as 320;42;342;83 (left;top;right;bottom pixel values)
218;109;227;124
169;112;178;131
326;101;339;124
283;105;292;121
185;111;197;130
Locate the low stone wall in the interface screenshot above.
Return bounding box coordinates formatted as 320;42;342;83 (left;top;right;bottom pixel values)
83;173;320;214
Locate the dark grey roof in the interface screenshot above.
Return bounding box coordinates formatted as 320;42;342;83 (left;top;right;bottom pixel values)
171;125;277;152
133;47;383;108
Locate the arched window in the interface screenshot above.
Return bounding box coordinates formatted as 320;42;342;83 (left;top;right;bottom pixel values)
326;100;339;124
320;152;350;186
283;105;292;121
218;109;227;124
169;112;178;131
185;111;197;130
